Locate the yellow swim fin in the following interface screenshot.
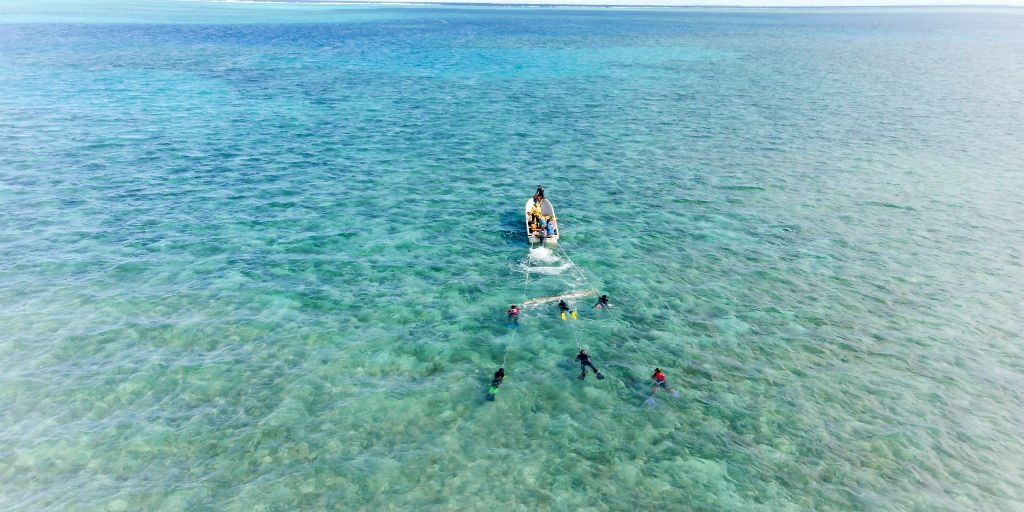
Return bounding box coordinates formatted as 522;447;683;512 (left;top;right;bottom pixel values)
571;311;578;320
561;312;567;320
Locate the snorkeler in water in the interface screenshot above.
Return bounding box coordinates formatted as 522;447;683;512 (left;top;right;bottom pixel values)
645;367;680;405
594;295;610;309
486;368;506;401
575;349;604;380
506;304;521;325
650;368;680;397
558;299;577;320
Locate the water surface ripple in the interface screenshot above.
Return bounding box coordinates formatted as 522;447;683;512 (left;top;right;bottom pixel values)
1;3;1023;511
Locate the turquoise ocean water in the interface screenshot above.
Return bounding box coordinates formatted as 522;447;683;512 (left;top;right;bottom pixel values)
1;2;1023;510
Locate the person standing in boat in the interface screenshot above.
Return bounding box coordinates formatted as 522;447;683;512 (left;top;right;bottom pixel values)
533;185;545;203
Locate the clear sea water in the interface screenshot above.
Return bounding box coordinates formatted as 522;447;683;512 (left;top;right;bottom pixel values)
1;2;1023;510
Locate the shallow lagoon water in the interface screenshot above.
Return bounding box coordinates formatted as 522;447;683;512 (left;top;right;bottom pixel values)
1;2;1023;510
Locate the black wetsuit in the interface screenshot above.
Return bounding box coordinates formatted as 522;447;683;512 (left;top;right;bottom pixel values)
486;369;506;401
575;351;599;374
595;296;609;309
559;301;570;313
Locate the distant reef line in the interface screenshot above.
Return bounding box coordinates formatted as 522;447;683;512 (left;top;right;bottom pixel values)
203;0;1024;10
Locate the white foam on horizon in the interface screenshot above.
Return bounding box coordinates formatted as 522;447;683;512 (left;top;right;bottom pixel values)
186;0;438;6
192;0;1024;8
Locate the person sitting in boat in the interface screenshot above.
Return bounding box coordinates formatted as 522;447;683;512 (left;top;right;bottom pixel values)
529;216;542;237
534;215;554;238
529;204;543;232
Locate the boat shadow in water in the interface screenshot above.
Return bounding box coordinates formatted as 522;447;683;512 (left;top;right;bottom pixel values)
499;210;531;247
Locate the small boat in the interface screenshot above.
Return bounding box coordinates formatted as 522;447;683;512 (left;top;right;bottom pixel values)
525;197;559;245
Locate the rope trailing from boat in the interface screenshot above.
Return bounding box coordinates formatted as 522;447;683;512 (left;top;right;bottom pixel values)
501;253;532;369
521;288;597;306
554;244;591;288
554;244;655;375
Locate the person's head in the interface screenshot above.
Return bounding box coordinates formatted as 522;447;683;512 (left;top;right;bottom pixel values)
601;295;608;300
654;368;661;373
510;305;516;309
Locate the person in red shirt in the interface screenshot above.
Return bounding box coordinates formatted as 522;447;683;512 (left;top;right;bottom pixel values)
650;368;678;397
506;304;520;326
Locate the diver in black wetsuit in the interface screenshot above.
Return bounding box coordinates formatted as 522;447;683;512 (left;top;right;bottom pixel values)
594;295;610;309
558;299;576;320
486;368;506;401
575;350;603;380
